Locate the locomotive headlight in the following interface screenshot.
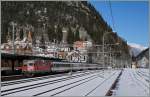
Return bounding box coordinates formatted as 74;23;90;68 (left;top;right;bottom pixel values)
28;66;34;71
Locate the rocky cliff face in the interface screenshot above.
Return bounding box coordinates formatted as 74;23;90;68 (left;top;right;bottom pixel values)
1;1;112;44
1;1;131;63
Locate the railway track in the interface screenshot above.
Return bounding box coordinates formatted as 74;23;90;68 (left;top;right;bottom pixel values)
33;70;119;96
1;70;103;96
85;71;120;96
34;73;100;96
130;69;149;95
133;70;149;88
136;70;149;83
1;70;98;87
138;69;149;76
1;71;73;82
1;75;24;82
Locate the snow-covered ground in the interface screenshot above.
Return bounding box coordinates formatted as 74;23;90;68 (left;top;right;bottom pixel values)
2;68;149;96
1;69;121;96
112;68;149;96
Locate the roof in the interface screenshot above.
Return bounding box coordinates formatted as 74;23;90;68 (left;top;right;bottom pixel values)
67;50;81;57
1;52;64;61
136;48;149;60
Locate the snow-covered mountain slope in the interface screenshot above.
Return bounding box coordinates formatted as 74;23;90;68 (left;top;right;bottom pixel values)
128;43;147;57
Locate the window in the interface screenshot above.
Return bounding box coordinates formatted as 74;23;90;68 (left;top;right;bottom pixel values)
84;56;86;60
28;63;33;66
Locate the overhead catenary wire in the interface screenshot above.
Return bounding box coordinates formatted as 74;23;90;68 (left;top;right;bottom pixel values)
108;0;116;32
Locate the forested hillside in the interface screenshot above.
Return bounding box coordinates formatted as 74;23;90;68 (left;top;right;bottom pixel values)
1;1;130;61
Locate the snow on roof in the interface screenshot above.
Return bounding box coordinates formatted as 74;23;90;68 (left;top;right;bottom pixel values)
67;50;81;57
1;44;5;49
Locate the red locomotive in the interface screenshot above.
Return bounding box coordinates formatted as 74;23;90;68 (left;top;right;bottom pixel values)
22;60;52;76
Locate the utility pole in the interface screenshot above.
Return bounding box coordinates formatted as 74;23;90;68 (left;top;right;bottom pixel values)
120;52;122;68
11;22;17;54
43;23;46;57
102;31;105;76
102;31;114;75
10;21;17;72
109;47;112;68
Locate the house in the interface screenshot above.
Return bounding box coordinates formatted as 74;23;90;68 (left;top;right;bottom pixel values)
136;48;149;68
80;53;88;63
1;43;13;53
73;41;84;50
44;43;58;58
73;41;92;50
67;50;81;62
137;56;149;68
57;51;67;59
72;41;93;63
1;31;33;55
131;55;137;68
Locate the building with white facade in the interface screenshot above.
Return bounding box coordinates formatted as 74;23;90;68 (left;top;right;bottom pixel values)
136;48;149;68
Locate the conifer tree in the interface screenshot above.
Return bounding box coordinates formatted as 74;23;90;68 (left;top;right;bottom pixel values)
67;27;74;44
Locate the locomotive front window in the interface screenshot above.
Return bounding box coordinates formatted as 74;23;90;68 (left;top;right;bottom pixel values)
28;63;33;66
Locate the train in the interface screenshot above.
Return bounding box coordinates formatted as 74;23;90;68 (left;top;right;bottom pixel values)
21;59;103;77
